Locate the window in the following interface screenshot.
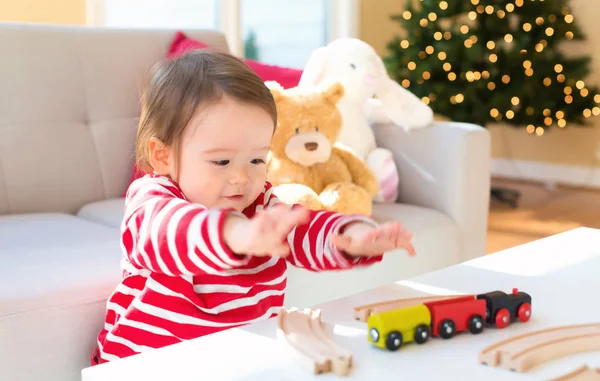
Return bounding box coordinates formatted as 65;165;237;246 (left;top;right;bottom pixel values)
97;0;219;29
240;0;327;68
86;0;358;67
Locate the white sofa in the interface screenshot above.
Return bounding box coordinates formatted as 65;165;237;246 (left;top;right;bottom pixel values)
0;23;491;381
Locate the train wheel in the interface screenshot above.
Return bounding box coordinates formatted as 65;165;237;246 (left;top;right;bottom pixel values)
413;324;430;344
494;308;510;328
517;302;532;322
468;315;484;334
385;331;403;351
438;319;456;339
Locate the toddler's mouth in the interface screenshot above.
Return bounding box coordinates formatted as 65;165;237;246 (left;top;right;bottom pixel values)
224;194;244;201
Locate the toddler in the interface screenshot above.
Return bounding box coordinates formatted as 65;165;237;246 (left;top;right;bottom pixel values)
92;50;415;364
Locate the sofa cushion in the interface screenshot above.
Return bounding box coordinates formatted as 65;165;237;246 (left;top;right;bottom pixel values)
0;213;122;381
371;202;455;232
0;213;121;316
76;197;455;236
77;197;125;229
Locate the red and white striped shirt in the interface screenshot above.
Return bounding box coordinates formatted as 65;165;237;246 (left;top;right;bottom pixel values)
93;174;382;363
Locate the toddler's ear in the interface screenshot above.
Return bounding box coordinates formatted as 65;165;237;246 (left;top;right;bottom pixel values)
147;137;173;176
265;81;285;102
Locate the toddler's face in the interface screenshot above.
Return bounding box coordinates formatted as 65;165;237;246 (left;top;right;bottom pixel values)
174;96;274;211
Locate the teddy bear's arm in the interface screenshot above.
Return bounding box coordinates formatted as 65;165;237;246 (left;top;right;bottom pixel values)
332;145;380;198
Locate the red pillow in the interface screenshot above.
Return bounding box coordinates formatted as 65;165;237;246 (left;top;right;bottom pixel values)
167;31;303;89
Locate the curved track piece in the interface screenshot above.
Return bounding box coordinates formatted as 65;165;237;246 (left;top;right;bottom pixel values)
353;294;469;322
547;365;600;381
479;323;600;373
277;308;353;376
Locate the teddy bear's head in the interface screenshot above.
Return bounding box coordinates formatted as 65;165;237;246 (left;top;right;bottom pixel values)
266;81;344;167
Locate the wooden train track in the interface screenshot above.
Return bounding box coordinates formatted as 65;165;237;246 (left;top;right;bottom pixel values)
353;294;468;322
277;308;353;376
548;365;600;381
479;323;600;373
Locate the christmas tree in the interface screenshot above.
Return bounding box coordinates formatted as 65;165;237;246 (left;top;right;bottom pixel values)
384;0;600;136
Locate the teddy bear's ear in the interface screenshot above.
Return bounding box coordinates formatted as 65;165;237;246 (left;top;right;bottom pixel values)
322;81;345;105
265;81;285;102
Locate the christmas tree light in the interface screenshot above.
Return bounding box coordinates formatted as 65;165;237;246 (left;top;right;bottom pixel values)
384;0;600;136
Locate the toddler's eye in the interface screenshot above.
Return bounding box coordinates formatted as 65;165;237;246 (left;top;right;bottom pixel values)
212;160;229;166
251;158;265;165
295;128;299;134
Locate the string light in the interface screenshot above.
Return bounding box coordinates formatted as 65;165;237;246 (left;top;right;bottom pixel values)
393;2;599;138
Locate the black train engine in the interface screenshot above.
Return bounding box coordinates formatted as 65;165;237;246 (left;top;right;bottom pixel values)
476;288;532;328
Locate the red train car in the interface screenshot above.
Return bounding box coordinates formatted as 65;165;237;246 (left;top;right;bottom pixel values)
423;296;486;339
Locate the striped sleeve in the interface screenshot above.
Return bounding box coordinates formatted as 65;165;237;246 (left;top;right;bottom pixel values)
262;182;383;271
122;176;250;276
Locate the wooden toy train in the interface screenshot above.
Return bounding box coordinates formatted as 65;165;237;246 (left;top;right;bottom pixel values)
367;288;532;351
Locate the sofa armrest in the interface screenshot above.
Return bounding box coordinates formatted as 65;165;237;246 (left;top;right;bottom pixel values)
372;121;491;262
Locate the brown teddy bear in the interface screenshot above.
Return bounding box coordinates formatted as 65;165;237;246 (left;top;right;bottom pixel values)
265;80;379;216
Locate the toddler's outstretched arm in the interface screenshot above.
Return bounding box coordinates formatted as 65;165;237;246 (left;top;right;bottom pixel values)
262;183;383;271
122;176;250;276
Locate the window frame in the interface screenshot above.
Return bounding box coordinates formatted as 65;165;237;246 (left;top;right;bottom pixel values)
85;0;360;57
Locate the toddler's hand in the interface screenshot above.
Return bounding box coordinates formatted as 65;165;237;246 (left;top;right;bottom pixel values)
331;221;415;257
224;204;310;257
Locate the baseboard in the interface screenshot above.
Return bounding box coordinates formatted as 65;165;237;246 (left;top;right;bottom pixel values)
491;158;600;189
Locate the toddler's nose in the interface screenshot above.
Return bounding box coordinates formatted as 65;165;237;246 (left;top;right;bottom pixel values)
230;169;249;185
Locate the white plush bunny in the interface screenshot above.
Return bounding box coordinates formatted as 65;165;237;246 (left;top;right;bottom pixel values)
298;37;434;203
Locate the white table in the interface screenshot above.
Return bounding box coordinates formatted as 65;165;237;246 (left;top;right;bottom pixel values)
81;227;600;381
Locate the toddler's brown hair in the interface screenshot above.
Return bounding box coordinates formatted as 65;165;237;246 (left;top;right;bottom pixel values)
135;49;277;174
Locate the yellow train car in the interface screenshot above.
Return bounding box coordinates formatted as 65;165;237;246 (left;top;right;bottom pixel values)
367;304;432;351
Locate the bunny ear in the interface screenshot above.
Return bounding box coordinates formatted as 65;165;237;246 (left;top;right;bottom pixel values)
299;46;328;88
372;55;434;130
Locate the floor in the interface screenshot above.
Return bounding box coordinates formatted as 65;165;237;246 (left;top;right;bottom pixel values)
487;178;600;254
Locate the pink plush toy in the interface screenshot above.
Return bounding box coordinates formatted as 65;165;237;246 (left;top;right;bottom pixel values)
298;38;433;203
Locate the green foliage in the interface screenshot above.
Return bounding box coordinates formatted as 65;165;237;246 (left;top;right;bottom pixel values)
244;29;260;60
384;0;600;132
